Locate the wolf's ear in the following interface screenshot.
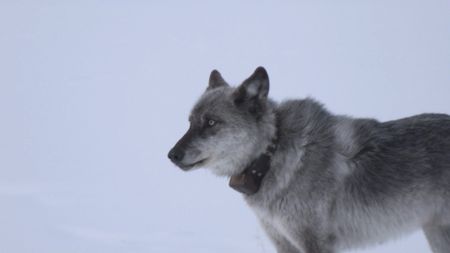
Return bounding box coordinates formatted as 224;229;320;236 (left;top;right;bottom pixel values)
233;66;269;106
207;70;228;91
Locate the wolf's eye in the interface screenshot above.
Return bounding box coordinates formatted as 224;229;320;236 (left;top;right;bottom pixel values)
207;119;216;127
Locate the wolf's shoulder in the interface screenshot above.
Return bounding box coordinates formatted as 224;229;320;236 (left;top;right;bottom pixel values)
275;97;334;145
276;97;330;122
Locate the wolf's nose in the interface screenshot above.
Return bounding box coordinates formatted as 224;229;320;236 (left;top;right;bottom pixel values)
168;148;184;163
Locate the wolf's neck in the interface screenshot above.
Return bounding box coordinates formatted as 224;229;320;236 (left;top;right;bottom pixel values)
246;98;335;200
251;104;278;158
229;110;280;195
234;104;278;175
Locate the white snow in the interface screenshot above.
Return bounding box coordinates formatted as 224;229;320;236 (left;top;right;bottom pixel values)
1;0;449;252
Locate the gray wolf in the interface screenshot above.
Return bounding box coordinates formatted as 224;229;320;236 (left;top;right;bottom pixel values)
168;67;450;253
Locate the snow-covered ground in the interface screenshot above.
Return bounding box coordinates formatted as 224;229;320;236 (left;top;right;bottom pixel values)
1;1;449;252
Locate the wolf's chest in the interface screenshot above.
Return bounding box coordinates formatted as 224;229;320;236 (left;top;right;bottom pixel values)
249;200;303;248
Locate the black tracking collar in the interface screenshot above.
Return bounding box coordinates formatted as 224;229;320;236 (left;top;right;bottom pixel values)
229;124;279;195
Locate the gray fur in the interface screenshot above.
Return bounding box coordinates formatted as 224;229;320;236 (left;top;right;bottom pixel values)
168;67;450;253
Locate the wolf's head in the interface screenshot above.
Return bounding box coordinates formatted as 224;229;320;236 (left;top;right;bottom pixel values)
168;67;277;176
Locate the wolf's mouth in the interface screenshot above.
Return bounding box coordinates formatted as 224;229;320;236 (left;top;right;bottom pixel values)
178;158;208;171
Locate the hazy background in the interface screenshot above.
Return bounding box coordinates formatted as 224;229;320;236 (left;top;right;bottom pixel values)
1;0;449;252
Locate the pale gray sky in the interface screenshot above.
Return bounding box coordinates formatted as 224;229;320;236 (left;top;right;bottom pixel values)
0;1;449;252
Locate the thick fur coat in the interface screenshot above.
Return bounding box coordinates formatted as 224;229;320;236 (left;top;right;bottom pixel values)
168;67;450;253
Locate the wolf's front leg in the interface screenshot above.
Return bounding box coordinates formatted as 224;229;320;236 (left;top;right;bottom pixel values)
260;220;301;253
300;228;335;253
